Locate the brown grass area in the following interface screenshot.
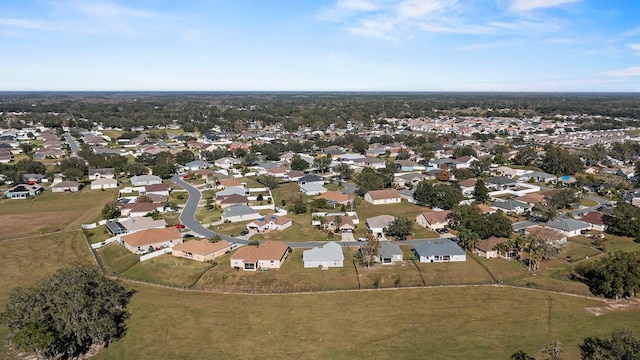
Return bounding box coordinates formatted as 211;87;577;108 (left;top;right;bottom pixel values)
0;190;118;239
357;261;425;288
415;258;494;285
194;248;360;292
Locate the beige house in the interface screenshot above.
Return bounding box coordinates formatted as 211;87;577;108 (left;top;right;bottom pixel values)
364;189;402;205
230;241;289;271
50;181;81;193
91;177;118;190
416;210;451;230
475;236;512;259
172;239;231;262
246;215;293;233
120;227;182;254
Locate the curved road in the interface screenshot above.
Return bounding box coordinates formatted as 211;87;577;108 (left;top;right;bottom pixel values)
171;176;331;248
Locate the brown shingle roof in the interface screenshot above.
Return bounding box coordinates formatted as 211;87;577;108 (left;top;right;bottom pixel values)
121;227;181;247
319;190;351;204
172;239;230;255
580;211;605;226
230;241;288;262
367;189;401;200
476;236;508;253
420;210;451;224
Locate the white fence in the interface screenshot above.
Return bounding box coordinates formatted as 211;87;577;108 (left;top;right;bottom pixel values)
140;247;172;261
90;237;119;249
251;204;276;210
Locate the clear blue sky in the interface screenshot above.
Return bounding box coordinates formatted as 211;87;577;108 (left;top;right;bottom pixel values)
1;0;639;91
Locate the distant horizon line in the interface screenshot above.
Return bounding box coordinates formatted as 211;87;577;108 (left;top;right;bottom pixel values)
0;90;638;95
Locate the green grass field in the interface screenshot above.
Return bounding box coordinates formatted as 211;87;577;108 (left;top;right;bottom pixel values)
96;243;140;275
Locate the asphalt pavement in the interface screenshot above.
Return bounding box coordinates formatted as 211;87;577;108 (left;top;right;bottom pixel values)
64;133;80;157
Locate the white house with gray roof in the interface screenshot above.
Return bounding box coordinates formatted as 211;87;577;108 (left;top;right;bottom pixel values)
130;175;162;186
546;218;590;237
303;242;344;269
414;239;466;263
366;215;395;237
221;204;261;223
378;242;403;265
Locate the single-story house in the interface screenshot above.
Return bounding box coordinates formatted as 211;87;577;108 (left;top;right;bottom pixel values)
130;175;162;186
183;160;212;172
50;181;81;193
486;176;518;190
214;157;241;169
90;177;118;190
475;236;514;259
120;202;165;217
219;194;249;209
246;215;293;233
520;171;557;183
266;166;289;178
144;183;172;196
378;242;403;265
364;189;402;205
283;170;305;182
322;215;355;233
230;241;289;271
120;226;182;254
298;174;324;186
579;212;607;232
221;204;262;223
299;183;328;196
491;199;531;215
416;210;451;231
303;242;344;269
526;226;568;246
88;168;115;180
414;239;466;263
546;218;590;237
118;216;167;234
216;187;248;198
366;215;395;236
319;190;352;206
172;239;231;262
4;183;44;199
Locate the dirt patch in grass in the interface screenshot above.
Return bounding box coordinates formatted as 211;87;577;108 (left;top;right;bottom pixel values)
585;297;640;316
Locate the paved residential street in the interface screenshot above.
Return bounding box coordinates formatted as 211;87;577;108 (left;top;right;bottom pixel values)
64;133;80;157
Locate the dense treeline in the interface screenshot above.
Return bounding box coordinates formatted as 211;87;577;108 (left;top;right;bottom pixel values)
2;92;640;132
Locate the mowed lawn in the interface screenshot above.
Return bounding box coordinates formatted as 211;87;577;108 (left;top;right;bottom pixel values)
94;284;640;360
0;189;118;239
96;243;140;275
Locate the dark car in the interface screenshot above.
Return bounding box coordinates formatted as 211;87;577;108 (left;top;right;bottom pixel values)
436;228;448;234
182;233;195;239
240;230;249;236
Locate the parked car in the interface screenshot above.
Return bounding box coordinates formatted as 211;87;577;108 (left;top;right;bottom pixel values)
436;228;448;235
175;223;186;229
240;230;249;236
182;233;195;239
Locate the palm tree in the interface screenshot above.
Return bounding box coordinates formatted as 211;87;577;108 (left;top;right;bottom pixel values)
458;228;480;251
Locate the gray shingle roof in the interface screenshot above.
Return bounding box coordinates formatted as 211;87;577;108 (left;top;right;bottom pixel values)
414;239;465;257
221;204;259;218
546;218;590;232
379;242;402;258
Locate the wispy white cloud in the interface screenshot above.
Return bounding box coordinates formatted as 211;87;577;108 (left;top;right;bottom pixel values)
508;0;580;12
603;66;640;77
629;44;640;52
320;0;571;40
0;0;172;36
